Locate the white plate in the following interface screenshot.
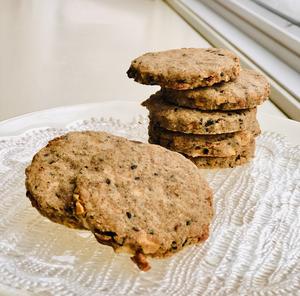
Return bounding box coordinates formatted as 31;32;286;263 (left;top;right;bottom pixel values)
0;101;300;295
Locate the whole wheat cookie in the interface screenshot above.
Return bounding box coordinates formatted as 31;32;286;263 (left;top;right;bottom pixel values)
189;140;256;169
149;120;260;157
142;94;257;135
25;131;127;229
72;139;213;271
162;69;270;110
127;48;240;90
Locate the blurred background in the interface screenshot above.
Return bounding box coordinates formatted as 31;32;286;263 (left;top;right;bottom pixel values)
0;0;299;121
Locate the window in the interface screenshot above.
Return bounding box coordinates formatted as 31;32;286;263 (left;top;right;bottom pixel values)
253;0;300;25
166;0;300;120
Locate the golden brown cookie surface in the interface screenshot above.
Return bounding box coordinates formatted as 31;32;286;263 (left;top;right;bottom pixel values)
149;120;260;157
143;94;257;135
189;140;256;169
127;48;240;89
25;131;126;229
26;131;214;271
72;139;213;271
162;69;270;110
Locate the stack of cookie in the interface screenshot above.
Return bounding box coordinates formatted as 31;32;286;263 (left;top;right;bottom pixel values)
127;48;270;168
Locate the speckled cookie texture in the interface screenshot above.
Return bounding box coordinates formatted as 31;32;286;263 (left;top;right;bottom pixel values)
72;138;213;271
142;93;257;135
25;131;213;271
25;131;124;229
162;69;270;110
189;140;256;169
148;120;260;157
127;48;240;90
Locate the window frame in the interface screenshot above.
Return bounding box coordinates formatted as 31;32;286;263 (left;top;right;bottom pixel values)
165;0;300;121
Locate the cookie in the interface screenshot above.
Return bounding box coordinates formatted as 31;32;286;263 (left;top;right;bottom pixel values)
149;120;260;157
25;131;127;229
127;48;240;90
162;69;270;110
142;94;257;134
72;139;213;271
189;140;256;169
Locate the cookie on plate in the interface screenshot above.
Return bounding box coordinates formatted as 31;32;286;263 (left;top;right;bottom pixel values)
25;131;126;229
148;120;260;157
189;140;256;168
142;93;257;135
127;48;240;90
72;139;213;271
162;69;270;110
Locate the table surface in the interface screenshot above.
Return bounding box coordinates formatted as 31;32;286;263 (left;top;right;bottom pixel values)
0;0;285;123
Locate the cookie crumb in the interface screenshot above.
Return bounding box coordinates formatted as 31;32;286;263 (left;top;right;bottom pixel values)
131;252;151;271
75;201;85;215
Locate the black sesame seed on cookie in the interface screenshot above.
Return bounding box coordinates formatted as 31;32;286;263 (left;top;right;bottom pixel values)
127;48;240;89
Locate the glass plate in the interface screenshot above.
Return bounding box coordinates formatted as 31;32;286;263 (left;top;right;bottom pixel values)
0;116;300;296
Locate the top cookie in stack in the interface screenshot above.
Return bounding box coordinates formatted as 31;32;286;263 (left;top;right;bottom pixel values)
127;48;240;89
127;48;270;168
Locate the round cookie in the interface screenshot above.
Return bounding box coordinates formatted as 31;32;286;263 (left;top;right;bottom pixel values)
162;69;270;110
72;139;213;271
25;131;128;229
189;140;256;169
142;94;257;135
127;48;240;90
148;120;260;157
